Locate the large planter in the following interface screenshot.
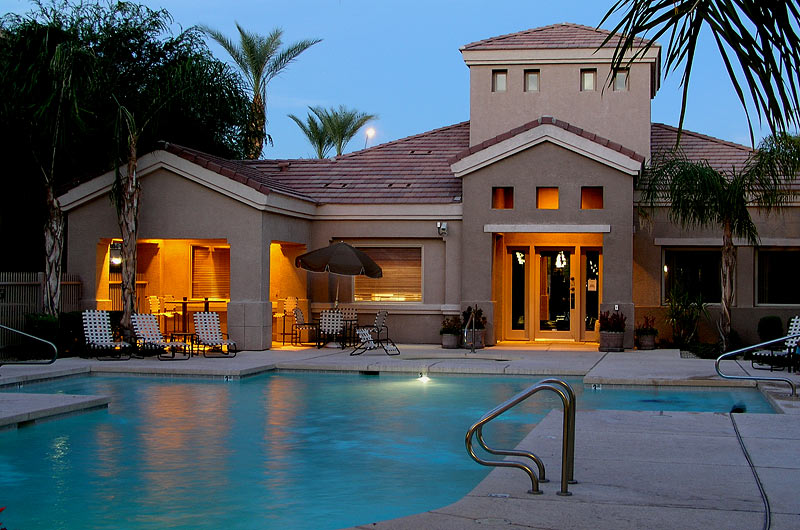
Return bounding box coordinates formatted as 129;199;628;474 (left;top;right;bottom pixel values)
599;331;624;352
441;333;460;349
463;329;485;349
637;333;656;350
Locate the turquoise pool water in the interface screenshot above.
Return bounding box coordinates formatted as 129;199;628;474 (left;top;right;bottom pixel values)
0;373;772;529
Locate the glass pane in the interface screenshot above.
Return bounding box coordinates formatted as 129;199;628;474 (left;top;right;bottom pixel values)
758;250;800;304
525;71;539;92
539;251;571;331
613;70;627;91
493;71;507;92
585;251;599;331
511;251;526;330
663;250;721;303
581;70;595;91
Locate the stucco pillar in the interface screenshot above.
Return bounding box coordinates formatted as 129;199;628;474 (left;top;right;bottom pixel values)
227;226;271;351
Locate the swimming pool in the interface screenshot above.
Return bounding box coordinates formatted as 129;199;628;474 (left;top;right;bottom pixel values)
0;372;772;529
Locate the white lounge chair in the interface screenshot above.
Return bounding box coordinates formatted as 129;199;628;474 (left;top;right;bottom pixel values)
82;309;131;360
193;312;237;357
131;313;190;361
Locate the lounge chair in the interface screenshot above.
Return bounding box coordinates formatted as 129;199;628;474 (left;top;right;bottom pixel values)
131;313;190;361
193;312;237;357
82;309;131;360
352;310;399;355
291;307;318;346
750;315;800;372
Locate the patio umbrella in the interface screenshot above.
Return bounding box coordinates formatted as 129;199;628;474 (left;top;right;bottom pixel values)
295;242;382;305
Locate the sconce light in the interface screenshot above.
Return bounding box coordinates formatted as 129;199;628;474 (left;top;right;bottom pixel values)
109;242;122;267
437;221;448;237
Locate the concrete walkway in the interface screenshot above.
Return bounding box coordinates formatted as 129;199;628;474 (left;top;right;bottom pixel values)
1;346;799;528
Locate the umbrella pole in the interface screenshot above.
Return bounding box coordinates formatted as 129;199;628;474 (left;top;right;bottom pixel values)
335;277;340;308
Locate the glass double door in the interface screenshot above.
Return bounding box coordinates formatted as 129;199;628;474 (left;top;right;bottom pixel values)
505;247;601;342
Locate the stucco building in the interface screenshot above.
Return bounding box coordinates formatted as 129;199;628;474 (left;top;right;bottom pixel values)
60;23;800;350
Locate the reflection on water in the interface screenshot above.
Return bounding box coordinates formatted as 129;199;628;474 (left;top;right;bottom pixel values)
0;373;772;529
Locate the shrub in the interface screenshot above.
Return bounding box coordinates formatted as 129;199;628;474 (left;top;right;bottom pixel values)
665;283;708;347
635;315;658;337
440;315;462;335
599;310;626;332
462;306;487;330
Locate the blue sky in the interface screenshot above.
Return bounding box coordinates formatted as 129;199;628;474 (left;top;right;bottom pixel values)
1;0;771;158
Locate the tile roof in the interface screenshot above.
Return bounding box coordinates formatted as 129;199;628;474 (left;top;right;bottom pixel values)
650;123;753;173
161;121;758;208
241;122;469;204
449;116;646;165
461;23;651;51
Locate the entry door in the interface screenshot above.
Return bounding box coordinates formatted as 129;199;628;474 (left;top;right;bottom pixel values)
581;250;601;342
537;250;575;339
505;248;529;340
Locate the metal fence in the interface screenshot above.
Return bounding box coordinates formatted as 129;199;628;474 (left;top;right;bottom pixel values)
0;272;82;345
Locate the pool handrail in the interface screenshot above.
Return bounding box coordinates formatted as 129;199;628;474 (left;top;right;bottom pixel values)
465;378;576;496
715;333;799;398
0;323;58;368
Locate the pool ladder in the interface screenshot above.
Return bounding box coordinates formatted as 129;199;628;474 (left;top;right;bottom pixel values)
715;333;799;397
465;378;576;496
0;323;58;373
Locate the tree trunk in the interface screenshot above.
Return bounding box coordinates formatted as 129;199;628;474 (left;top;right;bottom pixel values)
245;93;265;159
42;183;64;316
719;221;736;351
118;136;140;336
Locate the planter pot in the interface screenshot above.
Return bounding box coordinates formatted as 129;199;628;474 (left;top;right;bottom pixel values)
441;333;460;349
463;329;485;349
599;331;624;352
637;333;656;350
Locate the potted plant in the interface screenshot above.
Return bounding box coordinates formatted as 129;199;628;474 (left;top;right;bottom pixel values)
598;310;626;352
440;315;462;349
462;306;488;349
635;315;658;350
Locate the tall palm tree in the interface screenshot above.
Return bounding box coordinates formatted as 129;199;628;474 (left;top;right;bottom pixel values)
202;23;320;159
639;134;800;350
288;108;333;158
313;105;377;156
601;1;800;145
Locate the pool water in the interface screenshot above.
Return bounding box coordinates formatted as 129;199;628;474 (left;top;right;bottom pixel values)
0;373;772;529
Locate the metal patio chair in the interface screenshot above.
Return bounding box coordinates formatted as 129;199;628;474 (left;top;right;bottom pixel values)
353;310;399;355
750;315;800;372
318;309;345;348
193;312;238;358
291;307;318;346
131;313;190;361
82;309;132;360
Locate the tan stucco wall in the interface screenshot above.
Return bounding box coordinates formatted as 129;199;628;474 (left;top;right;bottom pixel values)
66;167;312;350
469;62;653;158
461;141;636;345
633;207;800;344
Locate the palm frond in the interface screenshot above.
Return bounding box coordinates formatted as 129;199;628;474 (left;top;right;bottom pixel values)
289;107;333;158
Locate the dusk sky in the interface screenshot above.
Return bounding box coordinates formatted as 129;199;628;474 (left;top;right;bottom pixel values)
1;0;773;158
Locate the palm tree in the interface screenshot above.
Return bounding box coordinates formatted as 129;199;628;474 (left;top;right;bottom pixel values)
312;105;377;156
601;1;800;144
639;133;800;350
202;23;320;159
288;108;333;158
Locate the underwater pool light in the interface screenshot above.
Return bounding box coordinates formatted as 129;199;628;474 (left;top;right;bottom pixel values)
417;372;430;383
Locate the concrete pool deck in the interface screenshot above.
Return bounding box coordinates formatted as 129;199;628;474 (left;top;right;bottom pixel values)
1;346;799;528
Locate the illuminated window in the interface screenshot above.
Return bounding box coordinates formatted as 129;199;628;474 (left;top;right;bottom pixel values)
354;247;421;302
536;187;559;209
580;69;596;91
581;187;603;209
663;250;721;304
192;246;231;299
524;69;540;92
492;187;514;209
613;69;628;91
492;70;507;92
758;250;800;304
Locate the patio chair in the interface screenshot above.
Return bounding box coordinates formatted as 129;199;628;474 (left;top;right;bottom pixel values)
340;305;358;346
82;309;132;360
148;295;177;333
279;297;298;344
318;309;345;349
131;313;190;361
750;315;800;372
291;307;318;346
350;326;400;356
193;312;238;358
354;310;399;355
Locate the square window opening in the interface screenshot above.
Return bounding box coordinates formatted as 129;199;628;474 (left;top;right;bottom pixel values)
354;247;422;302
524;69;540;92
581;187;603;209
580;69;596;91
492;187;514;209
492;70;507;92
536;187;559;209
613;69;628;91
757;249;800;305
663;249;721;304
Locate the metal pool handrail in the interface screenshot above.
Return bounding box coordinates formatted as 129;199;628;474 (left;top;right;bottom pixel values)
465;378;576;496
0;323;58;368
715;334;799;398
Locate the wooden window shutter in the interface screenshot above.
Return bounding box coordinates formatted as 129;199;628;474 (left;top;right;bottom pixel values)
354;247;421;302
192;246;231;299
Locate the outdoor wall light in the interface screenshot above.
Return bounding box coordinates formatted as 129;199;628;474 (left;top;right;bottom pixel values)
437;222;448;236
109;242;122;266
